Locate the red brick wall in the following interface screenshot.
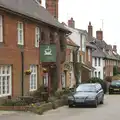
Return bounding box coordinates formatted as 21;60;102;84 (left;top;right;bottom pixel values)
105;60;114;77
0;11;41;97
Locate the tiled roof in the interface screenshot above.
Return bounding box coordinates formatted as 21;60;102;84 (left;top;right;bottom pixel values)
87;33;119;60
0;0;69;32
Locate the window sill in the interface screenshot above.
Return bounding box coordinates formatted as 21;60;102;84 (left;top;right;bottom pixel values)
29;89;37;92
0;93;11;98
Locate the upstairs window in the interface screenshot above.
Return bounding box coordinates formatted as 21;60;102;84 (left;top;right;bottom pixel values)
95;57;97;66
0;15;3;42
35;27;40;47
81;34;86;52
98;58;101;66
17;22;24;45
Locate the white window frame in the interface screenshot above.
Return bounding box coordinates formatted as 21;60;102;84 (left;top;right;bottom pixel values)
43;73;48;87
0;15;3;42
17;22;24;45
61;72;66;88
95;71;97;77
88;49;91;61
81;34;86;52
0;65;12;97
70;50;73;62
95;57;97;66
98;58;101;66
98;71;100;78
35;27;40;47
77;51;80;62
30;65;37;91
81;55;84;63
69;72;72;88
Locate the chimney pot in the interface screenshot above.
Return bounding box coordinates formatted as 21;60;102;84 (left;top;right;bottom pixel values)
68;17;75;28
88;21;93;37
96;30;103;40
113;45;117;52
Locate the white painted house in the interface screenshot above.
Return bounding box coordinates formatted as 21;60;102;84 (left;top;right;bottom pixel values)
92;57;105;79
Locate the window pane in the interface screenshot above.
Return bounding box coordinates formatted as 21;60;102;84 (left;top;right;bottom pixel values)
30;65;37;90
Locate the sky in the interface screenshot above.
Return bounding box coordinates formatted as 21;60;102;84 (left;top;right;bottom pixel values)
42;0;120;53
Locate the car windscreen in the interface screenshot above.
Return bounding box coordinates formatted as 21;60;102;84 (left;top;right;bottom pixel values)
111;81;120;86
76;84;96;92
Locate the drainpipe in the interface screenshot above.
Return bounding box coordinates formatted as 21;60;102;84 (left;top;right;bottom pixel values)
21;50;24;96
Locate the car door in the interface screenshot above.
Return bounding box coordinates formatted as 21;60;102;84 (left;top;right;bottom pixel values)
96;84;103;103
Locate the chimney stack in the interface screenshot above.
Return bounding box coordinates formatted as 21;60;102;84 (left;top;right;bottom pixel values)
68;17;75;28
46;0;59;19
113;45;117;53
96;30;103;40
88;22;93;37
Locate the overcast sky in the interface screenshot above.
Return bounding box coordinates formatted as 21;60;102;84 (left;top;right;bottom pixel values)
42;0;120;53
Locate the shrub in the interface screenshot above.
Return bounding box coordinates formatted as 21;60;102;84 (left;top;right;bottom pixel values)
60;94;68;105
113;66;119;76
105;76;112;82
32;85;49;102
86;77;107;94
54;89;64;99
51;99;64;109
112;74;120;80
2;99;28;106
29;102;52;115
63;87;71;94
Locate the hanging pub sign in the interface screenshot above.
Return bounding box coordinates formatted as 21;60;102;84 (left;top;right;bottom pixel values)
40;44;56;62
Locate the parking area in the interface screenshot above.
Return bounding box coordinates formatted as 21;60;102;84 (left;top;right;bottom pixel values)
0;95;120;120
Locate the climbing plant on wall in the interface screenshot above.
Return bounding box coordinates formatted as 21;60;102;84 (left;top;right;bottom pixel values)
73;49;81;86
59;35;66;51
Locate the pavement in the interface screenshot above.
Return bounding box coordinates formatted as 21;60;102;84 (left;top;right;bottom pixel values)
0;95;120;120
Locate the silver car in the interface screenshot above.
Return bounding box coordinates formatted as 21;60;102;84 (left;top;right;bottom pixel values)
68;83;104;108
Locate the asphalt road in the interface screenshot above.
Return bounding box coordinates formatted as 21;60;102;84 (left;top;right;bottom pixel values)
0;95;120;120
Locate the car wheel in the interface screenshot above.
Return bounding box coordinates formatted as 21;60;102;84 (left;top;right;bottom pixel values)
68;104;73;108
93;99;98;108
100;97;104;104
109;92;112;94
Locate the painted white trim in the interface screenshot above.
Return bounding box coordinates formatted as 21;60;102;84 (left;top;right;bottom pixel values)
83;65;91;71
29;65;37;91
0;15;3;42
0;65;12;97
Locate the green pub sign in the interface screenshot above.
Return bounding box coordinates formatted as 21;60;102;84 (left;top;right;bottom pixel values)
40;44;56;62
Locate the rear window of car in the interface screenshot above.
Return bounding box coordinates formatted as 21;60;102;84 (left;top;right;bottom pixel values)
111;81;120;85
76;84;96;92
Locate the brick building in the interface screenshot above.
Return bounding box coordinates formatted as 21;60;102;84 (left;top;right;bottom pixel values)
0;0;69;98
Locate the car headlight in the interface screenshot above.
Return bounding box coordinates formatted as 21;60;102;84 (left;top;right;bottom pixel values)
86;96;96;100
68;96;74;100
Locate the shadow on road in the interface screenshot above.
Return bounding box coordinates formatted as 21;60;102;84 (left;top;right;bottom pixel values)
69;104;105;109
